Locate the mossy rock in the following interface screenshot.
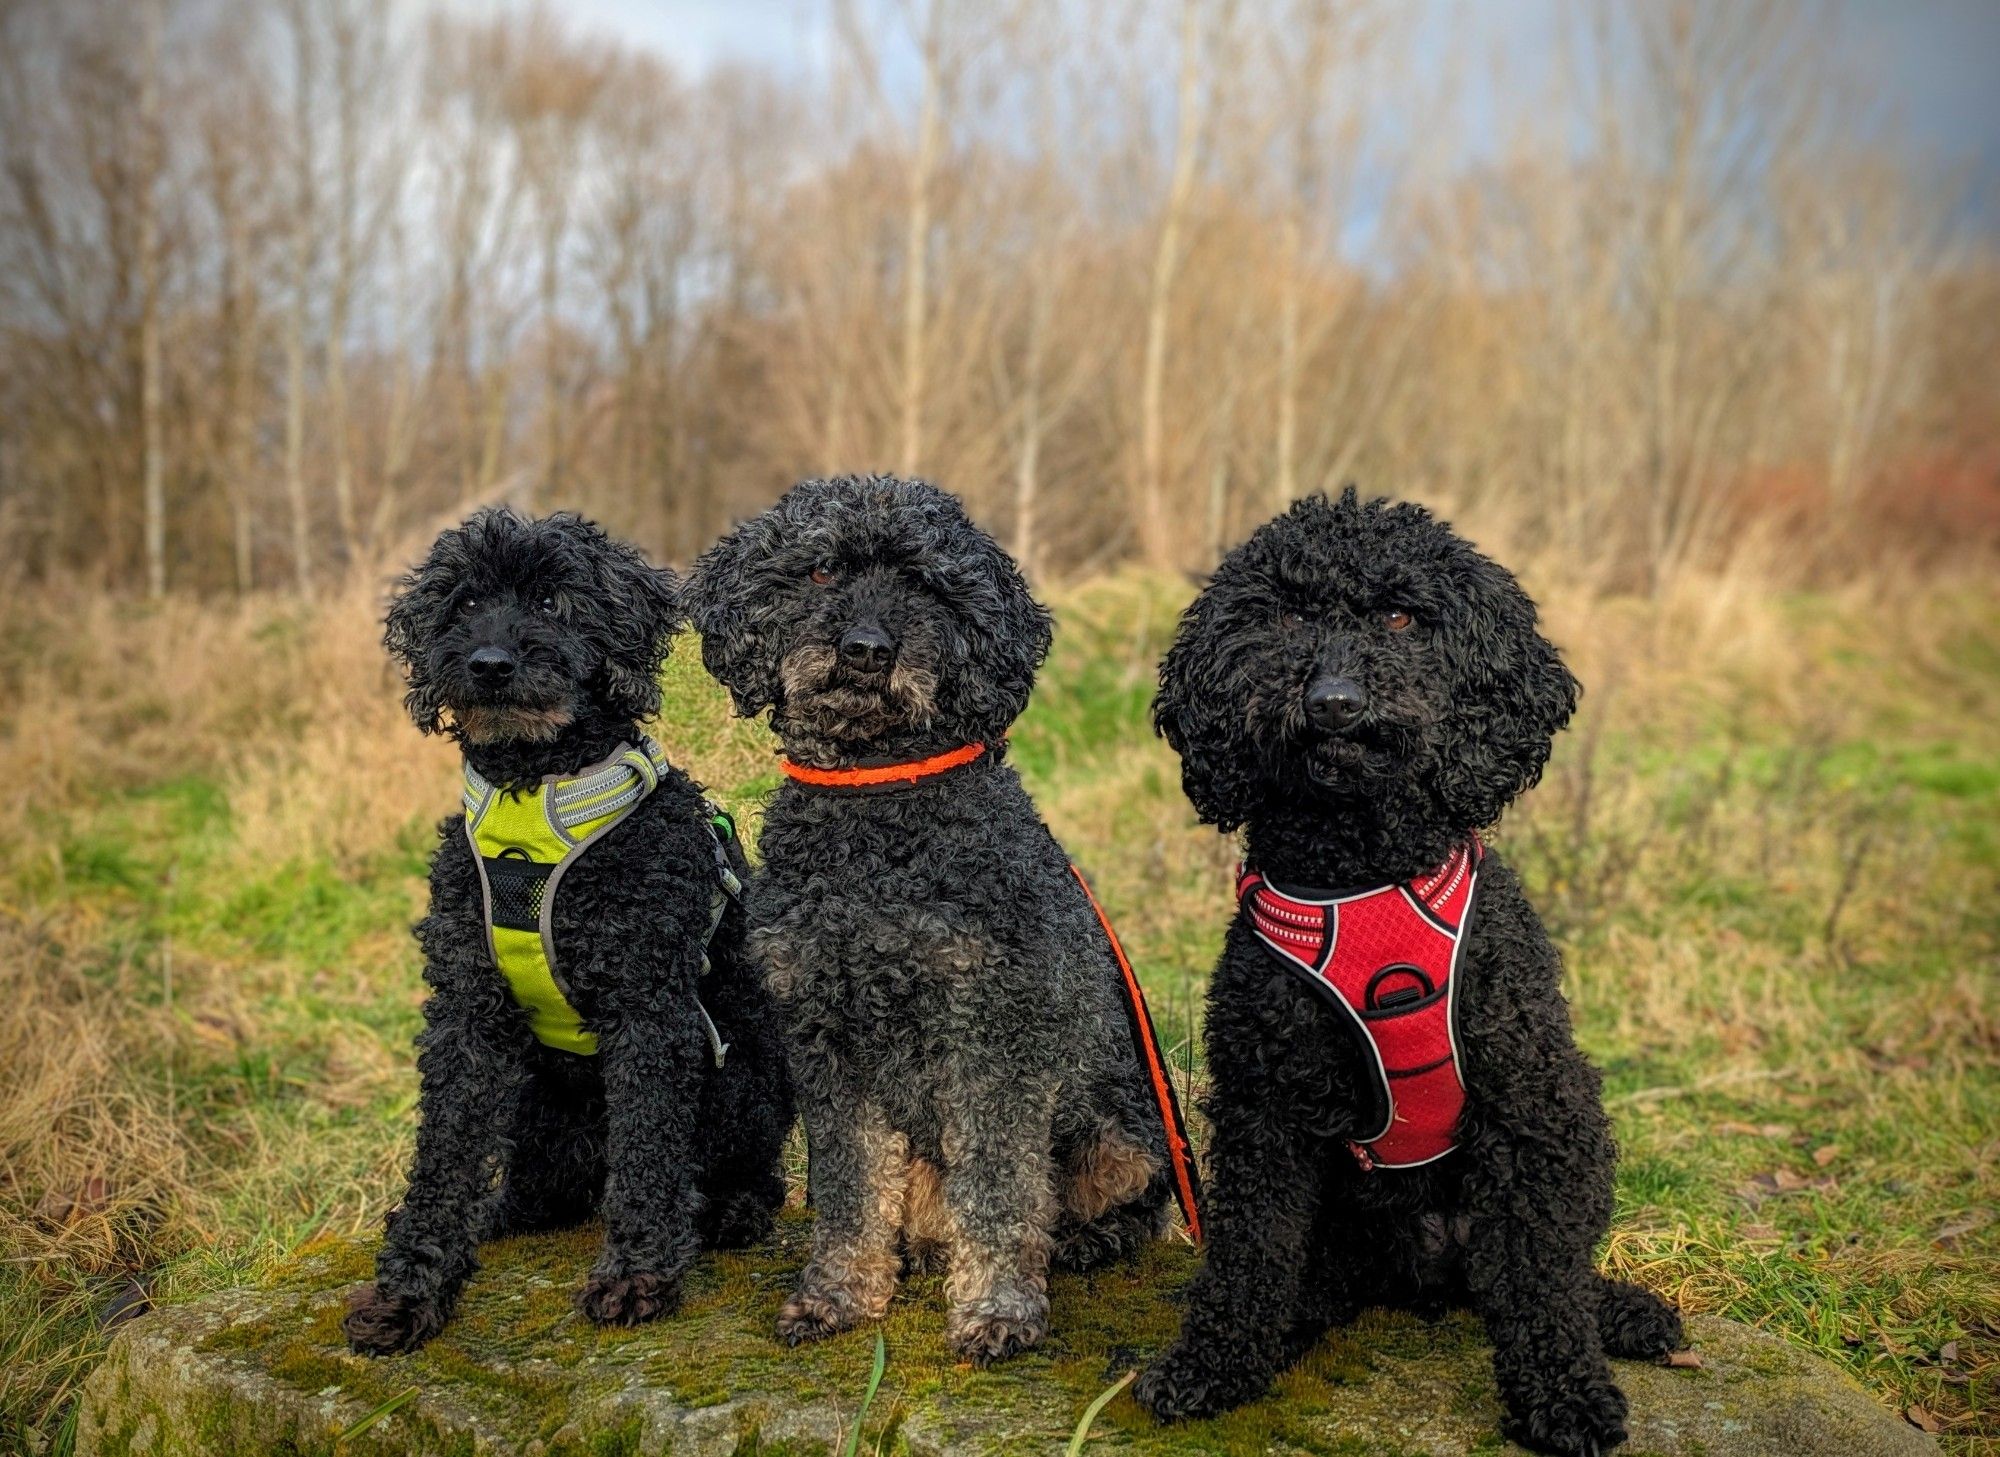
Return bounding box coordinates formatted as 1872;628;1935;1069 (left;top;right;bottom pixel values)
77;1214;1933;1456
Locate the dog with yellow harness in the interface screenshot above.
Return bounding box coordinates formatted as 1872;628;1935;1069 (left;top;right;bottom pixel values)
344;508;793;1355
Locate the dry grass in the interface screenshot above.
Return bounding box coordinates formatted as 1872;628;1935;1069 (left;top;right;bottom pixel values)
0;559;1995;1452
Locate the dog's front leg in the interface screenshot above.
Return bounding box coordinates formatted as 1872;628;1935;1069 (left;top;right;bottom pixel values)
1135;971;1332;1419
778;1090;911;1344
936;1073;1059;1366
1460;1075;1628;1457
346;976;527;1355
578;1005;708;1325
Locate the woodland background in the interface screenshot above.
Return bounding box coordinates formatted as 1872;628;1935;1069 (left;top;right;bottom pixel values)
1;0;1995;594
1;2;1996;1454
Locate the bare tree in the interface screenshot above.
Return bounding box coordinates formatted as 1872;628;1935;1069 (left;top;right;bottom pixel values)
504;9;611;508
279;0;318;597
137;0;166;597
833;0;1001;481
1132;0;1235;569
0;0;1986;594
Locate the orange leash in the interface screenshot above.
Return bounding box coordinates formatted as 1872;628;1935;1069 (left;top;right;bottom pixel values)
1070;863;1204;1243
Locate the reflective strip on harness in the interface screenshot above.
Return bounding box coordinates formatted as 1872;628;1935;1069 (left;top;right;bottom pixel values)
1238;840;1484;1170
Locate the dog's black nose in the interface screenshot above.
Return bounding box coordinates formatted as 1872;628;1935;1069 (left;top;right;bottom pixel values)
838;624;896;673
468;646;516;684
1306;676;1366;730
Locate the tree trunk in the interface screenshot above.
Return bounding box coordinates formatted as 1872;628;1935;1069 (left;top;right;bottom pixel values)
1274;207;1302;511
897;21;942;480
1012;262;1050;577
1138;0;1205;568
540;225;562;507
284;1;316;600
137;0;166;599
221;190;258;597
325;2;362;562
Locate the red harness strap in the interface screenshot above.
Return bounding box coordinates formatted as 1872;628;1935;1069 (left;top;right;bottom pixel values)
1238;839;1484;1171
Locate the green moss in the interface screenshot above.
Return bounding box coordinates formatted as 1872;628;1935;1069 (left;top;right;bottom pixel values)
196;1319;281;1354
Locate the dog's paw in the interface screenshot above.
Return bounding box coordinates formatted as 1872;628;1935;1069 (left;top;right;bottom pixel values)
947;1306;1047;1367
578;1270;681;1326
343;1284;446;1356
1598;1280;1685;1361
703;1190;778;1251
776;1288;860;1346
1501;1372;1629;1457
1134;1341;1268;1422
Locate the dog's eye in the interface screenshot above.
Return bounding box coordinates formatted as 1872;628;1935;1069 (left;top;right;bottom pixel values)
538;596;557;615
809;566;837;587
1384;609;1414;632
461;597;480;616
1279;610;1305;631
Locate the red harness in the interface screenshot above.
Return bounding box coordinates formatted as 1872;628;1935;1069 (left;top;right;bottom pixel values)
777;741;1204;1240
1237;838;1484;1171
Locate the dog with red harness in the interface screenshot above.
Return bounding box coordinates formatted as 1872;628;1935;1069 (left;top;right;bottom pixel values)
1137;489;1683;1457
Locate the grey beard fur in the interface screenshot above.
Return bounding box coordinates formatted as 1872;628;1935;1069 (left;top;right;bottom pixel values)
453;701;575;745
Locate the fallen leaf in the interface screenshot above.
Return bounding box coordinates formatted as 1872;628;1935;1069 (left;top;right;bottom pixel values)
1739;1223;1781;1243
192;1012;241;1045
1934;1210;1992;1250
33;1176;115;1228
1663;1349;1704;1369
1938;1340;1959;1365
1812;1144;1841;1167
1905;1404;1942;1434
1771;1168;1809;1192
1716;1120;1763;1137
1760;1123;1792;1138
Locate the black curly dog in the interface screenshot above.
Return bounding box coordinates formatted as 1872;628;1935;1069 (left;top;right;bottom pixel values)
344;508;792;1355
1136;490;1682;1454
682;474;1176;1365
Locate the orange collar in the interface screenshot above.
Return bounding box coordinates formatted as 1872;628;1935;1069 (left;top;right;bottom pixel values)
778;741;989;794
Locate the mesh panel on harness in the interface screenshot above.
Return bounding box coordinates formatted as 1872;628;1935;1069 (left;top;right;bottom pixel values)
482;850;551;933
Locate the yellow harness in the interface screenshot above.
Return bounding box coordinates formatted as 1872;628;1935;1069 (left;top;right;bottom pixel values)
461;737;740;1060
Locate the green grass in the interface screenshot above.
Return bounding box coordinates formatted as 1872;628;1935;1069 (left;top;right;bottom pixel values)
1;574;1995;1452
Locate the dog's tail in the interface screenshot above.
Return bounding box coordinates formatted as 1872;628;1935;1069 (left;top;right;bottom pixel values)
1070;863;1204;1243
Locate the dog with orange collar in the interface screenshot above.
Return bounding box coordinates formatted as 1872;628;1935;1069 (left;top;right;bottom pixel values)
1137;490;1684;1457
683;474;1198;1366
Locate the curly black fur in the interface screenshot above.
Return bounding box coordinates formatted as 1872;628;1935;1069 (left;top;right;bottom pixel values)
683;475;1174;1366
1135;490;1683;1455
344;508;792;1356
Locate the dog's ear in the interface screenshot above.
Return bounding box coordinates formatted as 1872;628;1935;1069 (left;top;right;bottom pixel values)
949;528;1054;735
1431;553;1580;827
1154;595;1262;832
681;517;781;720
579;522;682;722
382;529;465;735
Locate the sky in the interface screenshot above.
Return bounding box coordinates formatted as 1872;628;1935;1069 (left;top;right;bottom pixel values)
461;0;2000;236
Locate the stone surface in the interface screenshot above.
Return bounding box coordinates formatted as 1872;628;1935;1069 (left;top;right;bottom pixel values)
77;1215;1935;1457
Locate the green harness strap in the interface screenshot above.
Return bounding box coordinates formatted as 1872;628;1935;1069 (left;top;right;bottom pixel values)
462;737;741;1060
